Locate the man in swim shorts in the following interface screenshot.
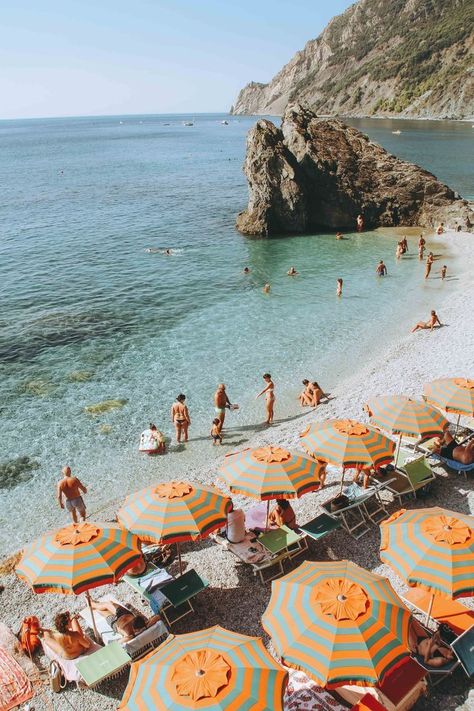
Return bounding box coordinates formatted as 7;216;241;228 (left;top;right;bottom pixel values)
214;384;233;432
376;259;387;276
57;466;87;523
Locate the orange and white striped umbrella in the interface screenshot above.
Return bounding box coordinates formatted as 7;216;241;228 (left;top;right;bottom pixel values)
423;378;474;417
119;626;288;710
380;507;474;599
218;445;323;501
262;560;411;689
365;396;447;439
117;481;231;545
299;419;395;469
16;522;141;595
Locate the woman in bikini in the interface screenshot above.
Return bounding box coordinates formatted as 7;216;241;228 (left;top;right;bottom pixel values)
409;618;454;667
170;394;191;443
256;373;275;425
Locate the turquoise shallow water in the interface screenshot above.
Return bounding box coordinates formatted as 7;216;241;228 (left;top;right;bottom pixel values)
0;113;472;553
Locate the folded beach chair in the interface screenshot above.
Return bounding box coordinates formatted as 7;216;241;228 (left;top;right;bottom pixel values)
402;587;474;636
79;594;168;659
335;656;427;711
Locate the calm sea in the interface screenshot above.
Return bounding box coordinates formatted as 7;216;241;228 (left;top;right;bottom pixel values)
0;113;472;553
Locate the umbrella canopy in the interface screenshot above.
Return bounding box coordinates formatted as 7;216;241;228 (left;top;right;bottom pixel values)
16;522;141;595
299;419;395;469
380;507;474;599
119;625;288;711
218;445;323;500
117;481;231;545
262;560;411;689
423;378;474;417
365;396;447;439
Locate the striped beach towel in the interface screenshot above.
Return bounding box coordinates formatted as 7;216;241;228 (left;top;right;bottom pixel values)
0;646;33;711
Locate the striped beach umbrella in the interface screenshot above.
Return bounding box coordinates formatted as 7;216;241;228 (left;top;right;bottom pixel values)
423;378;474;431
218;445;323;500
262;560;411;689
119;625;288;711
365;396;447;463
118;481;231;572
16;522;141;638
299;419;395;489
380;507;474;599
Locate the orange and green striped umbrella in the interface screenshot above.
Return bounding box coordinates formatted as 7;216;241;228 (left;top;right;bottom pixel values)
217;445;323;501
117;481;231;545
365;396;447;439
423;378;474;417
16;522;142;596
262;560;411;689
119;625;288;711
299;419;395;469
380;507;474;599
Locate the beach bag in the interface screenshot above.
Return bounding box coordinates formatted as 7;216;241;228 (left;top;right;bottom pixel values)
49;660;65;693
19;616;41;655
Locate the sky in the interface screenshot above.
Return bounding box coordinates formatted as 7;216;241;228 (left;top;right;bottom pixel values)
1;0;355;120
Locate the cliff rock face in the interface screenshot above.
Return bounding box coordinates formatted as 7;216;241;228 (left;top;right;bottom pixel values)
236;104;473;235
231;0;474;120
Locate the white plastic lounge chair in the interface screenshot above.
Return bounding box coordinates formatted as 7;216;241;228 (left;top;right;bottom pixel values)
42;638;103;688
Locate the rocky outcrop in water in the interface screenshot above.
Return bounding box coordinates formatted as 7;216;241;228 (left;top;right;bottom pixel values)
236;104;474;236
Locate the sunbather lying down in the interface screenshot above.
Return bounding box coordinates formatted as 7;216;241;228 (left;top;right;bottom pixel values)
433;431;474;465
409;618;455;667
39;611;92;660
90;599;160;642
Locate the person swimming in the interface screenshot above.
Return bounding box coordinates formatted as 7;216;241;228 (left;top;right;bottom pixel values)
287;266;298;276
336;278;343;296
263;283;271;293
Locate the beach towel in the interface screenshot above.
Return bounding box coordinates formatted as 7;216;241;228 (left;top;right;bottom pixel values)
0;646;34;711
284;669;346;711
42;639;101;684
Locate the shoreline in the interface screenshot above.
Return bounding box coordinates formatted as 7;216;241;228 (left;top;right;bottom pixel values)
0;231;472;711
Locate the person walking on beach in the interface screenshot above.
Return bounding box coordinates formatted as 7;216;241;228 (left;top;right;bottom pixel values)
214;383;233;432
376;260;387;276
171;394;190;443
336;278;343;296
256;373;275;425
57;466;87;523
425;252;434;279
356;214;364;232
418;235;426;260
411;310;442;332
210;419;223;445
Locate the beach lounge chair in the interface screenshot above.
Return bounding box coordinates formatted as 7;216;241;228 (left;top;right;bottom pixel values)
321;482;392;539
335;656;427;711
258;524;308;560
299;512;342;542
401;587;474;636
373;457;435;505
123;567;209;626
79;594;168;659
451;625;474;679
429;452;474;479
211;529;291;584
41;637;130;690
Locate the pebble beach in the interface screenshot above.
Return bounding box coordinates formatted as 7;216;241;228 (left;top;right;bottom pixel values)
1;229;473;711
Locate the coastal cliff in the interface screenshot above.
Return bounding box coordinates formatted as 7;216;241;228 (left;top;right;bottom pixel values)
231;0;474;120
236;104;474;236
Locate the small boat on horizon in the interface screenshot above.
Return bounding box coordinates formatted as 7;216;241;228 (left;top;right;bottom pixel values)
392;130;401;135
221;120;229;125
183;120;194;126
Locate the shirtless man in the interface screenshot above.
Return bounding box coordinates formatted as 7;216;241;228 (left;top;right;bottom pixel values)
376;259;387;276
57;466;87;523
39;612;91;660
214;383;233;432
89;600;160;643
411;310;442;332
434;430;474;465
425;252;434;279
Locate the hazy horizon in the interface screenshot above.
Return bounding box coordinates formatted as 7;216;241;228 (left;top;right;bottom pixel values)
2;0;355;121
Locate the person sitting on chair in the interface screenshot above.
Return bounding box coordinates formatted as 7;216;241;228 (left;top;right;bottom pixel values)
89;600;160;642
434;430;474;465
39;612;92;660
409;618;455;667
269;499;297;530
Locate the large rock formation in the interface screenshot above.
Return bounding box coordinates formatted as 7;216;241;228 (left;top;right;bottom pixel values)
231;0;474;120
236;105;473;236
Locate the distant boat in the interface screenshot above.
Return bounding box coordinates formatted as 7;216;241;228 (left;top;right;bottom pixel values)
221;120;229;125
183;119;194;126
392;130;401;135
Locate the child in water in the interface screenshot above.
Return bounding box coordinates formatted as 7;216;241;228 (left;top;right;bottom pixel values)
211;418;223;445
336;278;343;296
441;265;447;280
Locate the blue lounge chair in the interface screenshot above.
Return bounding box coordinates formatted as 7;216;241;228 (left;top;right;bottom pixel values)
430;453;474;479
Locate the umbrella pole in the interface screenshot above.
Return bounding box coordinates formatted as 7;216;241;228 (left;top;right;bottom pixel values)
177;542;183;576
339;470;345;494
85;590;100;643
426;593;434;626
395;433;402;467
265;500;270;532
454;414;460;437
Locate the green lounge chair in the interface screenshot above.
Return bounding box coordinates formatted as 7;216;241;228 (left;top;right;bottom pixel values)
75;641;131;688
258;525;308;559
374;457;435;506
299;512;342;541
159;569;209;625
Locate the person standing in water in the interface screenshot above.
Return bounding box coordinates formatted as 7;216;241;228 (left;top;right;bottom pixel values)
441;265;447;280
256;373;275;425
425;252;434;279
170;394;190;443
263;283;271;294
57;466;87;524
287;266;298;276
376;260;387;276
214;383;233;432
336;278;343;296
356;214;364;232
